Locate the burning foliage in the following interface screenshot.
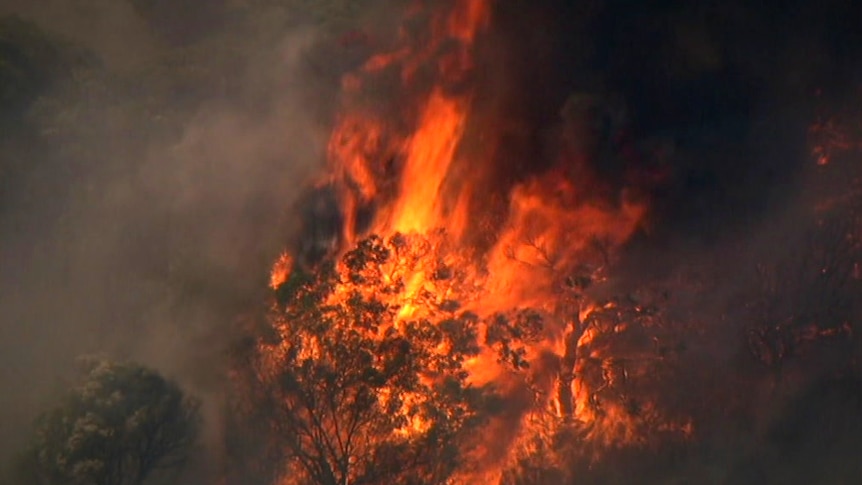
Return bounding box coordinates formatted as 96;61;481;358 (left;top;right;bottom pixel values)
226;0;697;483
745;108;862;383
240;235;498;485
0;0;826;479
5;0;862;484
226;1;862;484
236;227;692;484
747;214;858;379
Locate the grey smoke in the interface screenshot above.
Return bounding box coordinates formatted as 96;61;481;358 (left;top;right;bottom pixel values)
0;1;344;481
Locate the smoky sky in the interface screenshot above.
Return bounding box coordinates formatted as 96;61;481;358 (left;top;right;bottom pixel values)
2;0;862;484
487;0;862;242
0;2;338;480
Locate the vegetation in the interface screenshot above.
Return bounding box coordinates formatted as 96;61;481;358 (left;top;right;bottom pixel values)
16;358;201;485
233;235;504;485
2;2;862;485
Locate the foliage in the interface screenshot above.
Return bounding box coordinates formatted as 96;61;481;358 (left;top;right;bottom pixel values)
496;276;692;484
747;211;859;378
18;359;201;485
236;234;502;485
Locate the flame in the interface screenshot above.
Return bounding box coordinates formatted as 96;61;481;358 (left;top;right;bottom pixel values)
269;252;293;290
386;88;467;235
260;0;686;481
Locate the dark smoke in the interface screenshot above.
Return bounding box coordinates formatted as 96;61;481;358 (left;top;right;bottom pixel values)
3;0;862;484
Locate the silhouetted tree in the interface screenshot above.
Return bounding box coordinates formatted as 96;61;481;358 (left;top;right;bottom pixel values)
747;213;858;381
18;358;201;485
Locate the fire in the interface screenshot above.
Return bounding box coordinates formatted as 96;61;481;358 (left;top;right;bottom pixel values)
269;252;293;289
387;88;467;235
255;1;689;482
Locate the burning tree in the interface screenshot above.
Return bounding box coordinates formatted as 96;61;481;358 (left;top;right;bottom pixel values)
229;1;697;483
747;215;857;380
495;282;693;485
237;235;511;485
236;228;690;484
747;115;862;382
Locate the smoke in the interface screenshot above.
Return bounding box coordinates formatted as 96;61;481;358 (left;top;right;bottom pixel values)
2;0;862;483
0;0;367;480
583;2;862;483
473;1;862;483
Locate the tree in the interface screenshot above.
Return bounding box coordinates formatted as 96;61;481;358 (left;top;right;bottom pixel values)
18;358;201;485
234;234;501;485
746;206;859;383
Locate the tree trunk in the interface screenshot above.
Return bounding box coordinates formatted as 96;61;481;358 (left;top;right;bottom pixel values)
557;316;583;421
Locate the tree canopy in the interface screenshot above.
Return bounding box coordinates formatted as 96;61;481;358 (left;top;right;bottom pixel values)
18;358;201;485
234;234;507;485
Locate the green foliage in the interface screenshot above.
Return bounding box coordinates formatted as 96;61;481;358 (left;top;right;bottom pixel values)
18;359;201;485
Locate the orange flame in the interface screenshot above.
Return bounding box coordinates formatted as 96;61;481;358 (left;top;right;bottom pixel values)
269;252;293;290
386;89;468;234
264;0;684;480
